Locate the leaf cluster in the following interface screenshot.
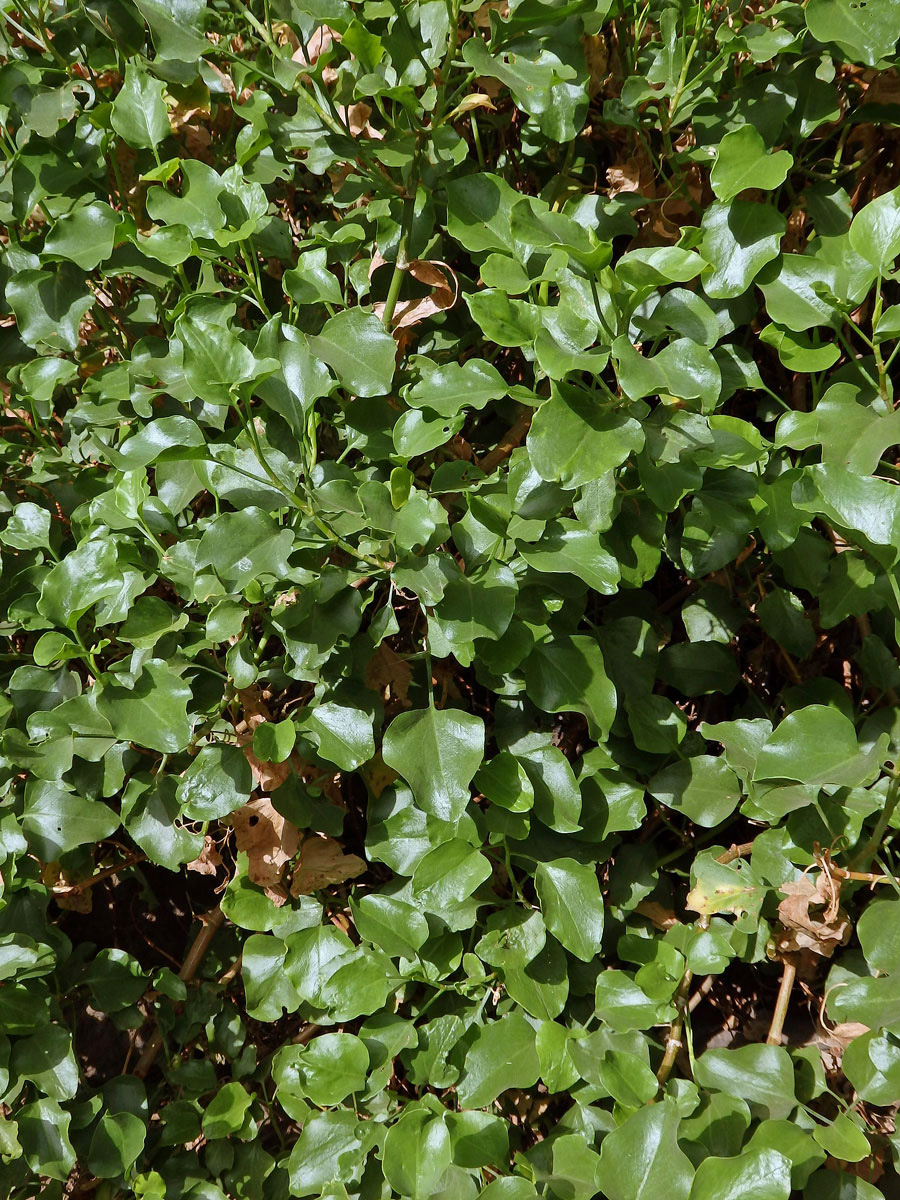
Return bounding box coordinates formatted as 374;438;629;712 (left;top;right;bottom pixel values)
4;0;900;1196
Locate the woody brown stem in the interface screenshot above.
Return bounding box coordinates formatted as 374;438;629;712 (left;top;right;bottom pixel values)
656;967;693;1088
134;906;226;1079
478;409;532;473
766;959;796;1045
52;853;146;896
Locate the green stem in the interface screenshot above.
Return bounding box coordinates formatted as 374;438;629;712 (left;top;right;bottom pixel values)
853;770;900;871
872;278;890;402
233;392;389;569
381;148;422;330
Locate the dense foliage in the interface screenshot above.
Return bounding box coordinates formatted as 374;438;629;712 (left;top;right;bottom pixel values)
6;0;900;1194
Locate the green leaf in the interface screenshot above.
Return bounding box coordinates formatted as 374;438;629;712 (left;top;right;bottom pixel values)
406;357;508;417
517;522;620;594
465;289;542;348
122;778;204;870
253;720;296;764
2;501;51;551
445;1110;509;1168
700;201;785;299
595;1100;694;1200
88;1112;147;1178
96;659;192;754
411;839;492;909
523;635;617;740
196;507;294;590
534;858;604;962
23;782;119;861
382;1106;452;1200
812;1114;871;1162
175;308;267;406
849;184;900;270
711;126;793;202
242;934;300;1022
176;744;252;821
44;202;121;271
649;756;742;828
382;706;484;821
527;386;644;489
10;1024;78;1101
287;1110;370;1197
457;1012;541;1108
858;898;900;973
688;1150;792;1200
445;173;520;254
350;894;429;960
307;308;396;397
461;37;587;142
753;705;886;788
147;160;228;239
7;264;93;352
806;0;900;66
110;59;170;149
132;0;209;59
429;561;517;654
202;1082;253;1139
274;1033;369;1107
843;1030;900;1105
17;1098;76;1182
694;1045;797;1120
299;701;375;771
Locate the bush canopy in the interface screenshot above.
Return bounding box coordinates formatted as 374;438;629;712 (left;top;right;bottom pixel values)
4;0;900;1195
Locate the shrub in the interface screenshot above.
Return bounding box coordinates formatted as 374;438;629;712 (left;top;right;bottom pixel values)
3;0;900;1195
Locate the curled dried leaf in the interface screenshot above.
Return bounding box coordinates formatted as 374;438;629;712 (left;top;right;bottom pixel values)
365;642;412;707
187;835;223;877
373;260;459;334
775;873;852;960
290;834;366;896
231;796;300;903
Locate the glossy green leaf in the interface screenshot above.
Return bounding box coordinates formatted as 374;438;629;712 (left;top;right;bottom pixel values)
383;706;484;821
711;126;793;202
457;1012;541;1108
595;1100;694;1200
307;308;396;397
688;1149;791;1200
534;858;604;962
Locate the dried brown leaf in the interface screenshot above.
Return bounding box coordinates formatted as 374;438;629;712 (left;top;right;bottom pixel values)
776;874;852;959
290;834;366;896
231;796;300;903
364;642;412;706
291;25;339;65
373;259;458;333
187;836;223;877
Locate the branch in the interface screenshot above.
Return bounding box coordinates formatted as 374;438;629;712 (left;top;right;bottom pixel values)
134;906;226;1079
766;958;796;1045
477;409;532;473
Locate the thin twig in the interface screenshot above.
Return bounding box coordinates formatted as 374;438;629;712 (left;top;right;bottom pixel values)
133;906;226;1079
478;409;532;473
218;954;243;986
766;959;796;1045
656;968;693;1088
716;841;755;865
52;853;146;896
292;1024;321;1045
852;771;900;872
688;974;714;1013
